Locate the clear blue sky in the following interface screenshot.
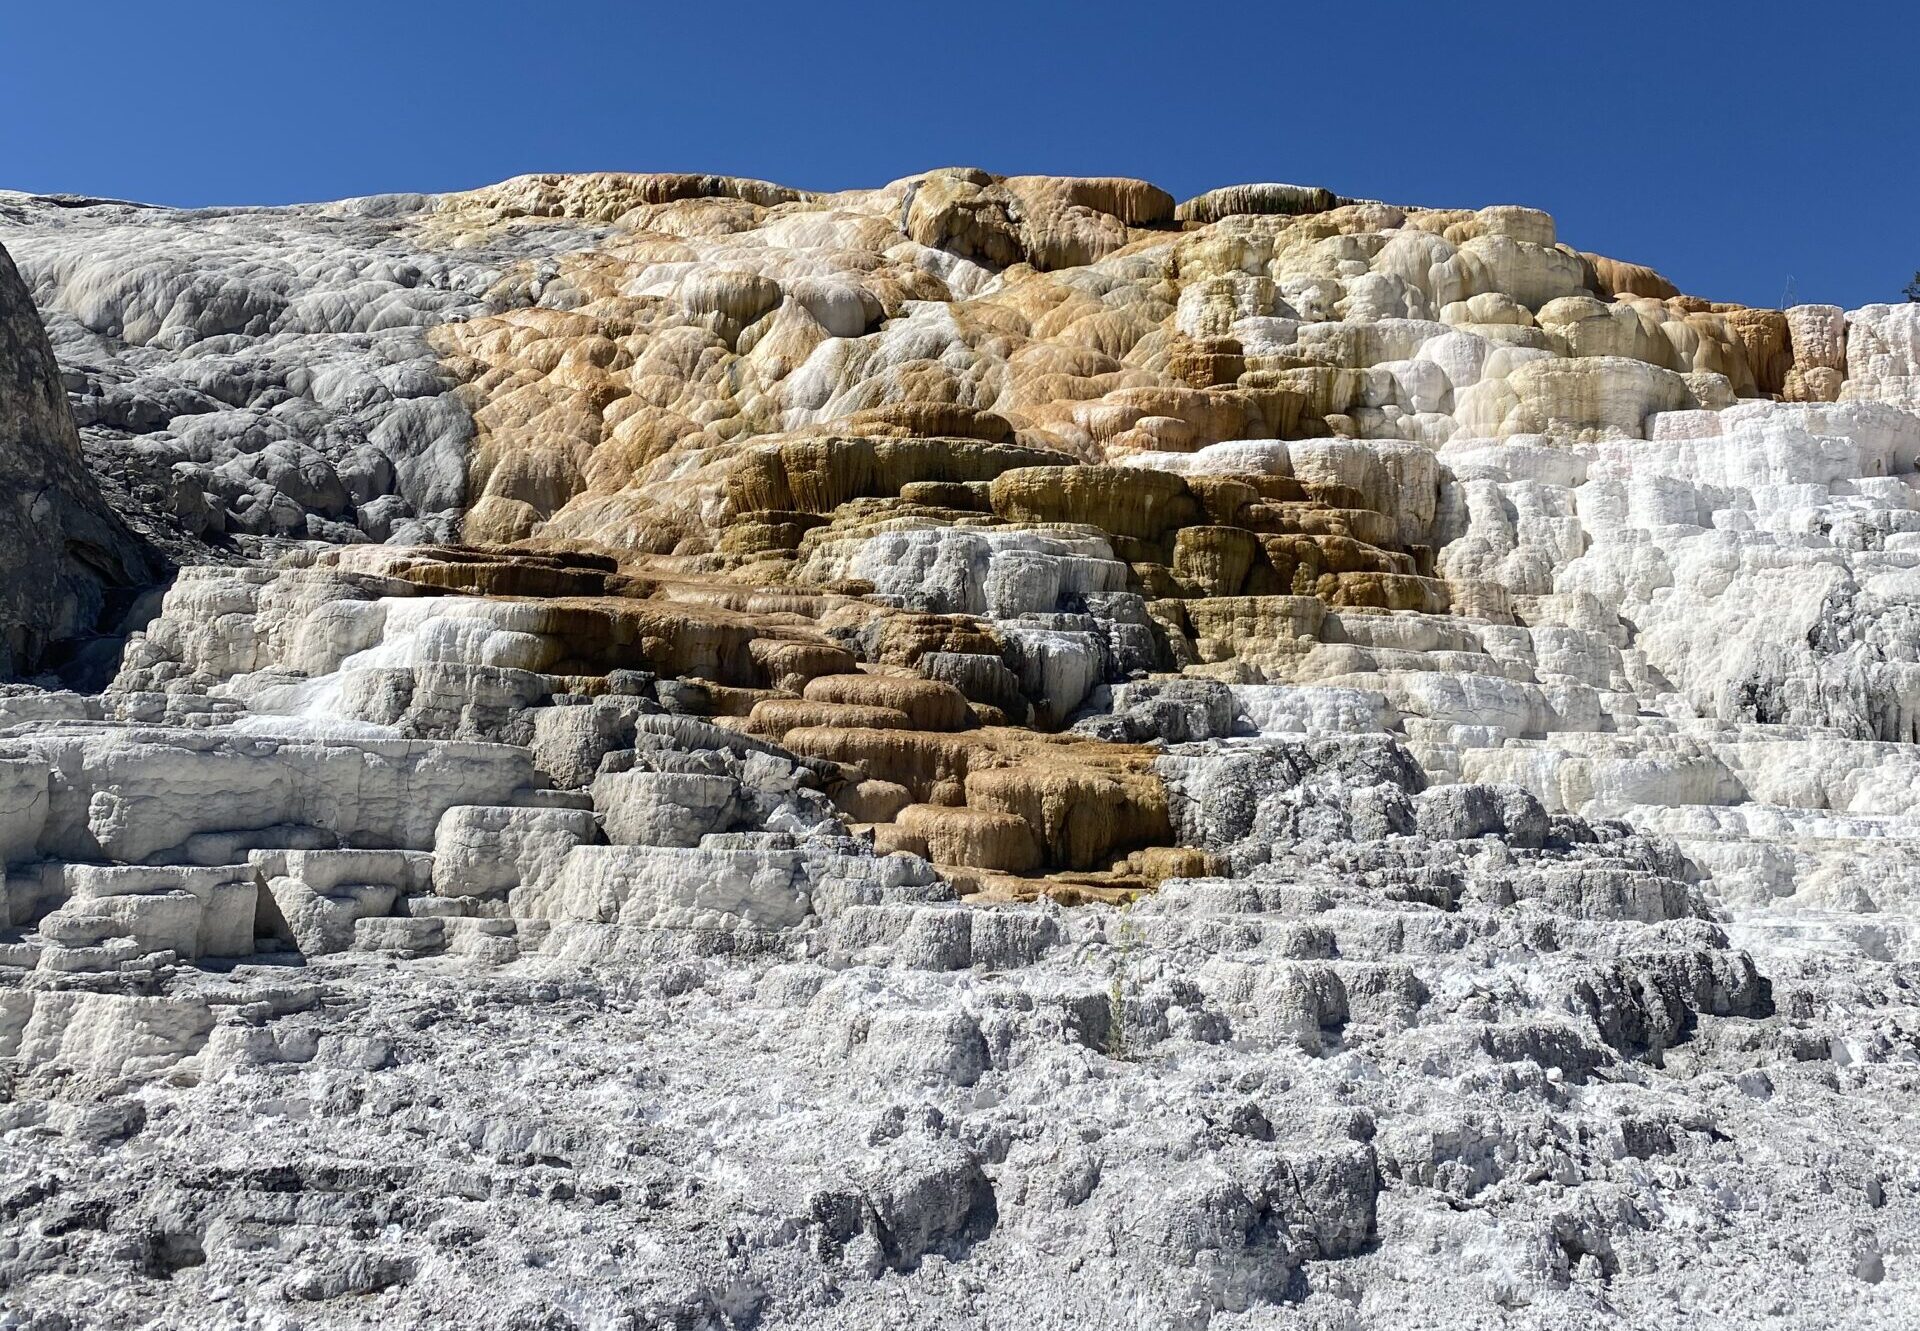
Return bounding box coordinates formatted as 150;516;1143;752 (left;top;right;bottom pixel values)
4;2;1912;309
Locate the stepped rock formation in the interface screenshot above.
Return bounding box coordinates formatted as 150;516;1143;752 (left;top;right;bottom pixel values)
0;171;1917;1328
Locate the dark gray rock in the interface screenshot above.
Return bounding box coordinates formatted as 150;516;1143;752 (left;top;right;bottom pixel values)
0;239;162;678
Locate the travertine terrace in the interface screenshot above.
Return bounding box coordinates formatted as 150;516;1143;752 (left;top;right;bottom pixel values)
0;169;1915;1328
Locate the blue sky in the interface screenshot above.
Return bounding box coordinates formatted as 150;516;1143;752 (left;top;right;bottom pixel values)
4;2;1912;309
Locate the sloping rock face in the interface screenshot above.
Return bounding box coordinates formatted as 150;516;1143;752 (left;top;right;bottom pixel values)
0;172;1918;1328
0;239;159;677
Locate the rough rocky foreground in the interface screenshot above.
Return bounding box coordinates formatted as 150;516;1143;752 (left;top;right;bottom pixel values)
0;170;1916;1329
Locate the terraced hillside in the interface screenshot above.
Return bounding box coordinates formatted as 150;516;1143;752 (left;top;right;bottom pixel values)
0;170;1915;1328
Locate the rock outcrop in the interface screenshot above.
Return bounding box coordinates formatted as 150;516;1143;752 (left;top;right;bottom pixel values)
0;171;1917;1329
0;239;160;677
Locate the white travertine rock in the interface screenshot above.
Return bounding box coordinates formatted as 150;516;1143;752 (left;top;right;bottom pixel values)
0;725;536;863
254;848;431;955
1232;684;1397;735
0;990;214;1074
594;769;741;847
39;863;256;962
1787;303;1847;371
0;755;49;869
1119;439;1293;478
1843;302;1920;408
514;843;816;931
4;172;1920;1330
799;527;1126;618
431;804;598;900
1457;355;1694;439
1000;625;1105;727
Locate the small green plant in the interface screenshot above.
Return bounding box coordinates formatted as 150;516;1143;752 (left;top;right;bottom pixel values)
1904;271;1920;303
1106;896;1138;1062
